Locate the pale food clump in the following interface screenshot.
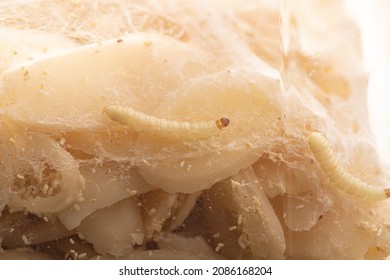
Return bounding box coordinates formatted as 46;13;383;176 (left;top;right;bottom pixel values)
0;0;390;260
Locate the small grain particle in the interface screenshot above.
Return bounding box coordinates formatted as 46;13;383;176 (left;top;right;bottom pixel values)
9;137;16;144
126;188;137;196
73;204;81;212
43;216;49;222
59;138;66;145
42;184;49;194
237;234;247;249
237;214;243;225
229;226;237;231
215;243;224;253
179;161;185;168
142;159;152;166
16;174;24;179
9;228;14;233
22;235;30;245
51;179;60;189
78;252;87;259
212;232;220;238
186;164;192;172
47;186;54;197
149;208;156;216
296;204;304;209
91;198;97;203
69;238;75;245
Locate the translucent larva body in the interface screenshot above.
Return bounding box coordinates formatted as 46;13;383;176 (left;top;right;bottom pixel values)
307;132;390;201
103;104;229;140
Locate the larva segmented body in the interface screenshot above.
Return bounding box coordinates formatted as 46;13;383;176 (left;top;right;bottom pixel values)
307;132;390;201
103;104;229;140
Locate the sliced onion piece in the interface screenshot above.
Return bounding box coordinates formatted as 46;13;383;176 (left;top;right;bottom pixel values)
202;167;286;259
0;27;77;75
77;197;144;257
284;203;375;259
60;127;138;161
252;157;287;198
0;33;209;132
7;129;84;214
139;148;260;193
166;191;202;231
57;162;155;230
140;190;179;238
253;156;332;231
281;191;332;231
137;71;282;193
140;189;202;236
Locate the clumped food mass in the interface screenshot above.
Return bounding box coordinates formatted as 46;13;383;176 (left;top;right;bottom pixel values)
0;0;390;260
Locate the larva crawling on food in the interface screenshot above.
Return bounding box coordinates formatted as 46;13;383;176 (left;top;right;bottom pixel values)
103;105;230;140
307;132;390;201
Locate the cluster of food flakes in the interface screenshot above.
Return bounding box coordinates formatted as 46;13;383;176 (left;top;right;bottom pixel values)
13;169;63;200
65;249;87;260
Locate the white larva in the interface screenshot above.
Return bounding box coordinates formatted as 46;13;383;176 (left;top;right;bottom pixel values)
103;104;230;140
307;131;390;201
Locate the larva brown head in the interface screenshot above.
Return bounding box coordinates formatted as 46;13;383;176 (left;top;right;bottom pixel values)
216;117;230;129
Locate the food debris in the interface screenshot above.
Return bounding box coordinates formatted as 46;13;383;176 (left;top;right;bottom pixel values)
22;235;30;245
215;243;224;253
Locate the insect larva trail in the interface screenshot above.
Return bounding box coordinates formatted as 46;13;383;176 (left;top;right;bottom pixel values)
307;131;390;201
103;104;229;140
